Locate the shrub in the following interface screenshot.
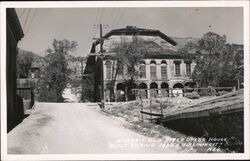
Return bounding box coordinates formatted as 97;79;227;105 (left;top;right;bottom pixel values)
184;92;200;99
217;90;228;96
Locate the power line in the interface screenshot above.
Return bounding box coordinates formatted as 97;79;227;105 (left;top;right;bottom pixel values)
98;8;105;24
83;9;100;51
94;9;101;25
115;8;126;29
112;9;123;29
18;9;27;19
111;9;119;28
25;9;37;34
23;9;31;31
107;9;115;25
93;9;103;39
92;9;102;39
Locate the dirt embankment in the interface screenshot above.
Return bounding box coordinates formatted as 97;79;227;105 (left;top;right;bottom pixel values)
102;96;225;153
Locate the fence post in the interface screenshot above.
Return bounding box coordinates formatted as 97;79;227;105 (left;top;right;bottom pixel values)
140;96;144;123
160;94;163;116
149;98;152;120
170;88;173;97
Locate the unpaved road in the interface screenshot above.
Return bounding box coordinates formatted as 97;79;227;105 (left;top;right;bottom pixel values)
8;102;183;154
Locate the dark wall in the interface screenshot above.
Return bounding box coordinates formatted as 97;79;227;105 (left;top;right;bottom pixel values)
7;9;24;132
93;58;102;102
162;111;244;152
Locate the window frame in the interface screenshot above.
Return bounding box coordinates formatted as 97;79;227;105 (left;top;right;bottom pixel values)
150;61;157;79
161;60;167;79
186;62;191;75
174;62;181;76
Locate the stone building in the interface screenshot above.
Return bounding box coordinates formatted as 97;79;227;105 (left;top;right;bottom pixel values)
84;26;197;102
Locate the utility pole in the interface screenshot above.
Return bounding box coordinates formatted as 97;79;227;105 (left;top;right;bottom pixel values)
99;24;105;109
91;23;114;109
80;58;84;95
77;56;85;97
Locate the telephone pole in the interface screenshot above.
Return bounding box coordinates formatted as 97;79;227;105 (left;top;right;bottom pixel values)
91;24;114;109
95;23;105;109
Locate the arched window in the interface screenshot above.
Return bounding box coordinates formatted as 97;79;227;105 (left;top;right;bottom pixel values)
150;60;157;79
105;61;112;80
138;83;148;99
116;83;125;102
173;83;184;89
161;82;169;97
161;60;167;79
150;82;158;97
139;61;146;78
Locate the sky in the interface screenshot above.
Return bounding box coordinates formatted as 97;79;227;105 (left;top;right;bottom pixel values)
16;7;243;57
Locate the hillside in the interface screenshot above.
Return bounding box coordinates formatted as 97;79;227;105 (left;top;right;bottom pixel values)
169;37;199;51
17;48;44;78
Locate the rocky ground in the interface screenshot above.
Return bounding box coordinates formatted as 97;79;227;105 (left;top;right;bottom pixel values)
102;95;225;153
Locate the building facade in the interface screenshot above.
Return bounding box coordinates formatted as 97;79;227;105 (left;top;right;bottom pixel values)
84;26;197;102
103;55;196;100
7;8;24;132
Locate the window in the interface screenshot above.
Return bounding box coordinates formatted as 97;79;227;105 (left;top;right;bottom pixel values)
175;62;181;76
186;63;191;75
117;60;124;75
139;65;146;78
161;66;167;78
150;60;157;78
161;60;167;79
150;66;156;78
106;61;112;79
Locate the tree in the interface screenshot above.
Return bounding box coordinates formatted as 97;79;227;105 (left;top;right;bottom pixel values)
190;32;227;87
105;37;146;101
37;39;78;102
198;32;227;55
17;49;34;78
81;76;94;102
180;32;243;88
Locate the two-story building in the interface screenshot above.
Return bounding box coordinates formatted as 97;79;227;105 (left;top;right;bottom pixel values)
84;26;197;102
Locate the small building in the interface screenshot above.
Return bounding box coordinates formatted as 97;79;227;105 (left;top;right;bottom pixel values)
84;26;197;102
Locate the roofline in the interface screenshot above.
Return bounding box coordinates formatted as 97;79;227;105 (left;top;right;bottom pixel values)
7;8;24;41
93;27;177;46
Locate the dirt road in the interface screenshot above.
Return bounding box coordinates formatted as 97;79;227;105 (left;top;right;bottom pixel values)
8;102;183;154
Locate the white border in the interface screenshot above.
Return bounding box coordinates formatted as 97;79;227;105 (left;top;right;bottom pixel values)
1;1;249;160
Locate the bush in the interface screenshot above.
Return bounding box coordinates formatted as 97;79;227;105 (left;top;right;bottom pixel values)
217;90;228;96
184;92;200;99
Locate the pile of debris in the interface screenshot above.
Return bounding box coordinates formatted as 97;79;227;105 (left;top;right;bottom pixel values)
105;96;208;120
102;96;224;153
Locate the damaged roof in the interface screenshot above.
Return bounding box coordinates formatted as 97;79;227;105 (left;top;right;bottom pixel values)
93;26;177;46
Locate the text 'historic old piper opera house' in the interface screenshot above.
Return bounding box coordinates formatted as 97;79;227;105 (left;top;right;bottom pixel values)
84;26;198;102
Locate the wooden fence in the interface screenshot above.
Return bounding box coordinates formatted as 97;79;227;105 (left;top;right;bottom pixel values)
132;87;234;99
139;94;164;124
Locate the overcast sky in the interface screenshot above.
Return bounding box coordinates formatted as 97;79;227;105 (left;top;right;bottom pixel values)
16;7;243;57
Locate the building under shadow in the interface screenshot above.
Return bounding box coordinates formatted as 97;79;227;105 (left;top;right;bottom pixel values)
7;8;24;132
